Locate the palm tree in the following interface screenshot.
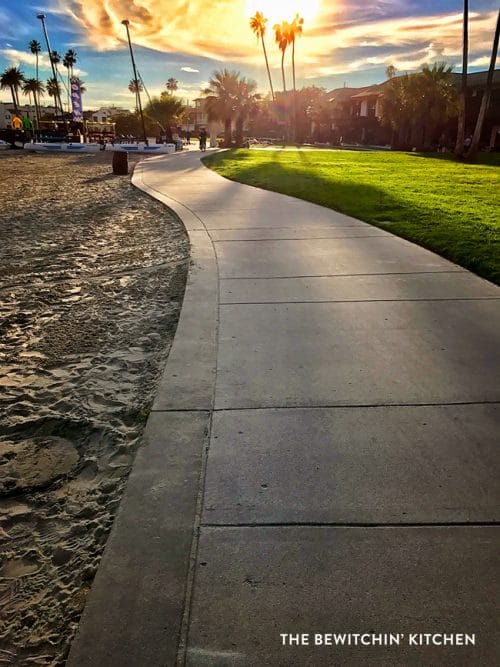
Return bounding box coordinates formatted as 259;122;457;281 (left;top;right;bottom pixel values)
454;0;468;156
203;68;241;146
234;77;260;146
273;21;289;93
419;62;458;148
29;39;41;82
0;66;24;111
166;77;178;94
22;78;44;125
467;9;500;159
63;49;77;111
287;13;304;142
385;64;397;80
49;50;64;115
128;78;143;111
249;11;274;101
47;76;62;115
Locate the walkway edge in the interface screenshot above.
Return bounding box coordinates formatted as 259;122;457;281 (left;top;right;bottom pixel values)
67;156;219;666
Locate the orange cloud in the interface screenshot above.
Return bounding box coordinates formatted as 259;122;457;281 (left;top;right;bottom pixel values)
55;1;498;77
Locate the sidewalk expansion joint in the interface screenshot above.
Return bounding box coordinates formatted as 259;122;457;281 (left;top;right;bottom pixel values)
220;270;467;280
220;297;500;305
212;400;500;412
201;521;500;529
214;236;390;242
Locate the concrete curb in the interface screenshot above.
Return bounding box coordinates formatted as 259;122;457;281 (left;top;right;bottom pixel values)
67;155;219;666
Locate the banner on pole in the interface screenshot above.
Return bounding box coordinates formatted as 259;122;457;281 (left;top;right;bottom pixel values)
70;76;83;122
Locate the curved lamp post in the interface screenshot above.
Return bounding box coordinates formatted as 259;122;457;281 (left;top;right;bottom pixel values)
122;19;148;145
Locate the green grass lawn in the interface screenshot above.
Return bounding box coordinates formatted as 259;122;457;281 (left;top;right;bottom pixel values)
203;149;500;284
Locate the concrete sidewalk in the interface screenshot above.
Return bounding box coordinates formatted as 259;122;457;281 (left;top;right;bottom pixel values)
69;150;500;666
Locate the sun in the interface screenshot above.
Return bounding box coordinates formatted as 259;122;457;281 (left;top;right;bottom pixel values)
245;0;321;26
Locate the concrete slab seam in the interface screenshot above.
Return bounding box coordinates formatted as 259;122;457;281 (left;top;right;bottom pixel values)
132;156;221;667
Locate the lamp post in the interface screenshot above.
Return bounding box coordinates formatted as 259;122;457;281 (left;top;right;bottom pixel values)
122;19;148;145
36;13;63;119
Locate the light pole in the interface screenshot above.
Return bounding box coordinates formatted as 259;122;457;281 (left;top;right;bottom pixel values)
37;13;63;119
122;19;148;145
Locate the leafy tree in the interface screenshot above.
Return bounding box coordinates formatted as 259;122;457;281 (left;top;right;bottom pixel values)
250;11;275;101
0;66;25;111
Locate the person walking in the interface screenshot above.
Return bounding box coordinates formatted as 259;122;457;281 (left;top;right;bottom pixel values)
11;114;22;131
199;127;207;152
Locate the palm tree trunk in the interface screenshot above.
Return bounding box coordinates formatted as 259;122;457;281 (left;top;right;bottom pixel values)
261;36;275;101
281;50;286;93
467;9;500;160
10;85;18;112
224;117;232;146
292;39;296;143
454;0;468;156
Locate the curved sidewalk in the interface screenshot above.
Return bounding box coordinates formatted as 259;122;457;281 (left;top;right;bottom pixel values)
69;150;500;666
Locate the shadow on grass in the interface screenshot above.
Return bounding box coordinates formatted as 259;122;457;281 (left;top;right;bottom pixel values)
203;151;499;284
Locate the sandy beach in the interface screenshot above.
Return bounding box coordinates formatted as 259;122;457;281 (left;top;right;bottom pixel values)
0;151;189;665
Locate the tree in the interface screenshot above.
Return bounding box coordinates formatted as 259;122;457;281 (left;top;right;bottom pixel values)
29;40;41;82
47;76;62;112
467;9;500;160
0;66;24;111
419;62;458;148
273;21;289;93
234;77;260;146
250;11;275;101
128;78;143;111
204;68;241;146
454;0;468;156
286;13;304;142
63;49;77;111
22;77;44;122
385;64;396;80
166;77;178;94
144;95;185;133
49;50;64;114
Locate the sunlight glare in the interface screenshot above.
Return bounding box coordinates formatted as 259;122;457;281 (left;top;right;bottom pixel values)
245;0;321;26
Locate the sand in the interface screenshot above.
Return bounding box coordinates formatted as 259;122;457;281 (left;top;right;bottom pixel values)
0;151;190;665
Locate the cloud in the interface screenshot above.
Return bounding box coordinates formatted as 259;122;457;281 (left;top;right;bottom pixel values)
53;1;498;80
0;48;86;76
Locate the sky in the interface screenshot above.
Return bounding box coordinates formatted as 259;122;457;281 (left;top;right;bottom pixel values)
0;0;498;110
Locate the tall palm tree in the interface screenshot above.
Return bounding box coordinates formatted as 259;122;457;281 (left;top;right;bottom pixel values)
287;14;304;142
63;49;77;111
419;62;458;148
29;39;41;82
203;68;241;147
49;50;64;115
250;11;274;101
0;66;24;111
166;77;178;94
467;9;500;159
454;0;468;156
273;21;289;93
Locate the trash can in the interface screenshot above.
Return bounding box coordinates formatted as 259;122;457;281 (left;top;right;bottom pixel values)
112;150;128;175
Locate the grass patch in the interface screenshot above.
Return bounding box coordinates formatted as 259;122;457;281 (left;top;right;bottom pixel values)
203;149;500;284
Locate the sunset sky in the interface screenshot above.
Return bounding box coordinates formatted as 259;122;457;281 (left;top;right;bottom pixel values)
0;1;498;110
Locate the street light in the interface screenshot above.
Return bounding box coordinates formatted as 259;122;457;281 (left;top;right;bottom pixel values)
122;19;148;145
37;13;63;118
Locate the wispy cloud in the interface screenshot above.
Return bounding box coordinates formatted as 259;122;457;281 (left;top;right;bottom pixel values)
0;48;86;76
181;66;199;73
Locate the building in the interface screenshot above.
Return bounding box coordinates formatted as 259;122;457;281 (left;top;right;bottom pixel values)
0;101;59;129
327;69;500;149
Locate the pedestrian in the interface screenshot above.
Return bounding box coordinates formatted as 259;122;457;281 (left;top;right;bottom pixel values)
199;127;207;152
11;114;22;130
186;130;191;145
22;115;33;139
